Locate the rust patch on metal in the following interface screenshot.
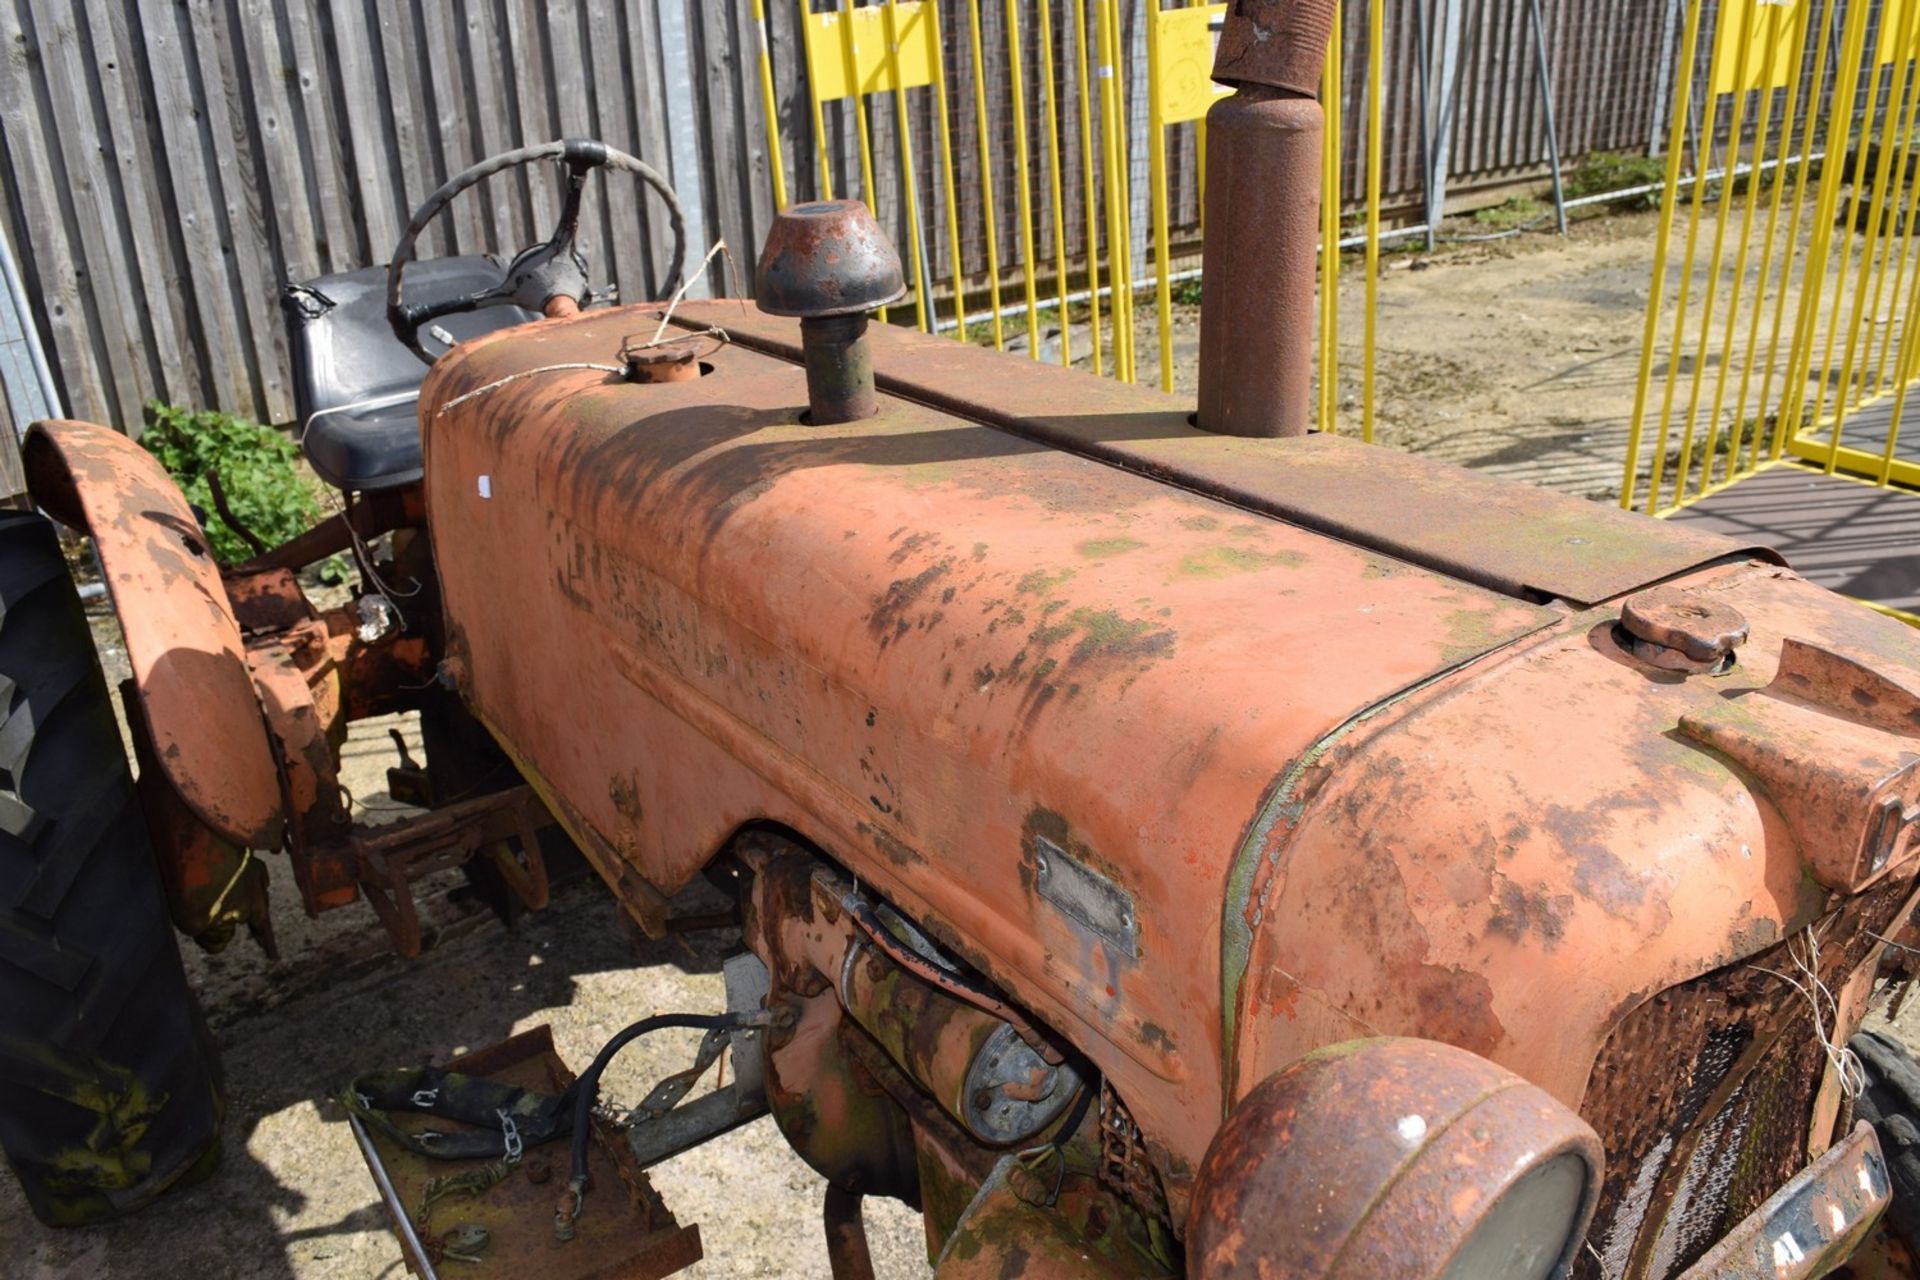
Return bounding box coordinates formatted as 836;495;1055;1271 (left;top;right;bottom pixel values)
869;558;954;647
1487;877;1575;949
1210;0;1341;96
122;681;273;956
1542;799;1658;918
350;1024;702;1278
1682;637;1920;893
693;306;1768;607
1195;92;1323;439
1620;585;1750;672
1577;874;1918;1279
1670;1122;1889;1280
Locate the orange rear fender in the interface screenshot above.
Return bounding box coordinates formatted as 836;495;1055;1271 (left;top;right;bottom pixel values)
24;420;284;850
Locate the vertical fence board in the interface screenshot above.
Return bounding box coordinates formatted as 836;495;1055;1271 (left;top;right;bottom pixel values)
24;0;148;426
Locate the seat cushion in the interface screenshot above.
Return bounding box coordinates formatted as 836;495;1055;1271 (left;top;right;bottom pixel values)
300;394;427;492
283;256;535;491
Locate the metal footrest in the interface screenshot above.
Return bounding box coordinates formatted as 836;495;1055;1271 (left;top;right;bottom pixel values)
348;1025;702;1280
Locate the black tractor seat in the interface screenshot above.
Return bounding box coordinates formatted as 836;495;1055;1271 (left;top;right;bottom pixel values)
283;256;537;492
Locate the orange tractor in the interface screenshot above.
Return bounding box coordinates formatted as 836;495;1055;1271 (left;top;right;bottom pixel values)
8;5;1920;1277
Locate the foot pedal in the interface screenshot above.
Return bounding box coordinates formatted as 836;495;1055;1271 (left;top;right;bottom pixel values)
347;1025;702;1278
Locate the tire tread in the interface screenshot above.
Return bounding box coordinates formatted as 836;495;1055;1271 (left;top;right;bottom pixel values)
0;511;222;1227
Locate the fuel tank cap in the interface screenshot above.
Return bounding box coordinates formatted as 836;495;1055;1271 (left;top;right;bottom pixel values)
1619;586;1748;673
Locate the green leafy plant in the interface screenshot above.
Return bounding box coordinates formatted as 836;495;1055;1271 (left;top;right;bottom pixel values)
140;401;321;564
1472;196;1547;229
1564;151;1668;208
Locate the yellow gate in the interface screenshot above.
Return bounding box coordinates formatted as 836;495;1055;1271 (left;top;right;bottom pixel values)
1625;0;1920;515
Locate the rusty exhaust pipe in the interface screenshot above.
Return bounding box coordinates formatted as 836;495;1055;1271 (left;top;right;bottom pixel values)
755;200;908;426
1195;0;1341;439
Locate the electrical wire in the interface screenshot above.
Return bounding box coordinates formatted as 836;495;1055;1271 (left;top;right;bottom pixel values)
564;1012;752;1225
841;890;1062;1064
1011;1073;1098;1208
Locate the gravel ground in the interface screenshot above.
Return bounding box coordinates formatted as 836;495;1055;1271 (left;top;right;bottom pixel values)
6;207;1919;1277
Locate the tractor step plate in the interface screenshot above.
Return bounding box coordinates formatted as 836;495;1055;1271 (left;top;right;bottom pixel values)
347;1024;702;1279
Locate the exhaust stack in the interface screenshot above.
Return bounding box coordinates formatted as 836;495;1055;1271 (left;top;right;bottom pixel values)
1196;0;1340;438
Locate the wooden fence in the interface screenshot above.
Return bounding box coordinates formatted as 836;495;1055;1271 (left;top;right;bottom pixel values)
0;0;1697;437
0;0;780;435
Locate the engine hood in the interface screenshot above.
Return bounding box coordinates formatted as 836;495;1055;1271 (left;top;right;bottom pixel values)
1232;558;1920;1106
418;305;1804;1187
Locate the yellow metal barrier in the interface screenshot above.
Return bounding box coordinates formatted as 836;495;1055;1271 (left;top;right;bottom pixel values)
754;0;1381;424
1362;0;1383;444
1096;0;1135;382
1072;0;1104;375
1005;0;1041;356
1320;19;1343;435
1626;0;1920;515
1145;2;1227;392
964;0;1004;348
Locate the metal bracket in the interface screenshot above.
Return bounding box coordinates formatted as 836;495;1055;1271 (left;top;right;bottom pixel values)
354;785;555;958
622;953;774;1170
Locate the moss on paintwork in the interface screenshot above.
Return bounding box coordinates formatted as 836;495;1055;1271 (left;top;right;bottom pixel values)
1077;536;1147;560
1176;545;1309;578
1065;608;1175;662
891;459;964;489
1023;606;1177;674
1439;606;1517;663
1017;567;1077;596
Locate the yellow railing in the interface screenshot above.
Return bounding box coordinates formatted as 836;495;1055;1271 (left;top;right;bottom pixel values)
753;0;1388;439
1625;0;1920;514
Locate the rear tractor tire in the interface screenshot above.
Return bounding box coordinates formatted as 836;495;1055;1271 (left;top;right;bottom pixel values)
0;510;223;1226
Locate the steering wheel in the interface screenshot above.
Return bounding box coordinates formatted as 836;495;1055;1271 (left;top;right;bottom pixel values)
386;138;687;364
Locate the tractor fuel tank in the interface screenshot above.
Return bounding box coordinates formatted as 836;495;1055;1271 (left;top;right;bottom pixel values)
417;304;1920;1268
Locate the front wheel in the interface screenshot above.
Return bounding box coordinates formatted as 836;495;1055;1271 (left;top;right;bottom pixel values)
0;510;223;1226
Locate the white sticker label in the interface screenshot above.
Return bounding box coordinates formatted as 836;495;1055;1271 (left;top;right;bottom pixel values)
477;474;493;499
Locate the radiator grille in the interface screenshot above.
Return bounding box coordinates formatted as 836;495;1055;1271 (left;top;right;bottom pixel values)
1574;874;1912;1280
